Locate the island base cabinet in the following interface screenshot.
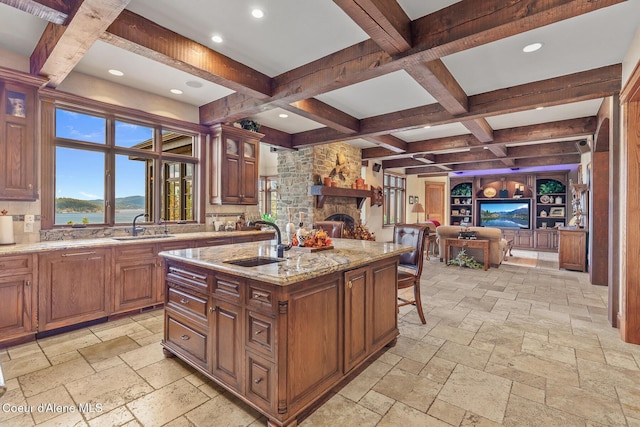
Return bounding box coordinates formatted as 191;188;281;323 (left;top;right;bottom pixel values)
161;258;400;427
38;248;111;332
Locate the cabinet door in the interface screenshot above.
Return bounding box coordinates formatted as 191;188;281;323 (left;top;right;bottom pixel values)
38;248;112;331
344;267;369;372
514;230;533;248
535;230;558;251
240;139;259;204
211;299;243;392
221;136;242;203
0;274;33;340
370;259;399;348
114;257;157;314
0;83;36;200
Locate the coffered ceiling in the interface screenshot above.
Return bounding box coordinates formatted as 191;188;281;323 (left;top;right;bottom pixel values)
1;0;638;176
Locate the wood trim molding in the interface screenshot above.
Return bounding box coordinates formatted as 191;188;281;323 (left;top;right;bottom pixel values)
620;60;640;103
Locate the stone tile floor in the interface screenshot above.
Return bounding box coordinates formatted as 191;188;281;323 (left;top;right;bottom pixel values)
1;252;639;426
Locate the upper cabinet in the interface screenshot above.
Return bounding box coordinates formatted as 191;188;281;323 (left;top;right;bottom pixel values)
209;124;263;205
0;69;45;200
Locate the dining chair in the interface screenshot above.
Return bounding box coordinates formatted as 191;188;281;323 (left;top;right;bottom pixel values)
312;221;345;238
394;223;428;324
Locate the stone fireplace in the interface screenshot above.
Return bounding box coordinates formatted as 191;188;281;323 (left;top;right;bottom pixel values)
276;142;363;231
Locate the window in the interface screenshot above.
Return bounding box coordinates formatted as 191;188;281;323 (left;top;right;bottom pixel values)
383;173;405;226
258;176;277;216
50;106;200;227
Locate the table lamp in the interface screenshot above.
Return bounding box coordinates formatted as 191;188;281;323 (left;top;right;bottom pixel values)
412;203;425;223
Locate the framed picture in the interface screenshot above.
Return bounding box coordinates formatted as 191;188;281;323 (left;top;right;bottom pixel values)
451;210;459;216
460;208;466;215
549;207;565;217
409;196;414;204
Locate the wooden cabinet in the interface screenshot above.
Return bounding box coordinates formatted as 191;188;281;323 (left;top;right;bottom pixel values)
209;124;263;205
0;69;42;201
0;254;36;344
113;244;159;314
502;229;534;249
535;229;558;251
344;258;398;372
535;177;567;230
38;248;112;332
558;228;588;272
161;256;399;427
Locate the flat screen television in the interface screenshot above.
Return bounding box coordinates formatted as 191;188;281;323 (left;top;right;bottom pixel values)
478;199;531;229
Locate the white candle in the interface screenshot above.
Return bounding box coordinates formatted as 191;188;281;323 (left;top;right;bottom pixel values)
0;216;15;244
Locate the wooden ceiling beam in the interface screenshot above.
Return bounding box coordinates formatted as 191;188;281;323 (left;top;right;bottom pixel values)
283;99;360;133
364;135;407;153
257;126;294;150
368;117;595;161
203;0;615;124
0;0;71;23
405;153;581;174
406;59;468;114
333;0;411;55
461;118;494;143
30;0;130;86
296;65;618;147
102;10;272;99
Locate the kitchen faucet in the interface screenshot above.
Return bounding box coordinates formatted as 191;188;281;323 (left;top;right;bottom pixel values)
254;221;292;258
132;213;148;236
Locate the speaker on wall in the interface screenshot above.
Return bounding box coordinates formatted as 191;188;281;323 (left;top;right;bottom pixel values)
372;163;382;172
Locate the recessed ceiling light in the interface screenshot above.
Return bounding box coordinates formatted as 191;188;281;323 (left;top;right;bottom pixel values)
523;42;543;53
423;125;431;129
536;106;544;110
211;35;223;43
108;69;124;76
185;80;203;88
170;89;183;95
279;113;289;118
252;8;264;18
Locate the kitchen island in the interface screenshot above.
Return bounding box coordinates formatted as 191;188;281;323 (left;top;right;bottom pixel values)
159;238;412;427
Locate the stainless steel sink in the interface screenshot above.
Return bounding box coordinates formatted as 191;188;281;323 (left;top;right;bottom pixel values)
224;257;283;267
113;235;175;241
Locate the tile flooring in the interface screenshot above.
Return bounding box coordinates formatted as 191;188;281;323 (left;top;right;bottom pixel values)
1;252;639;426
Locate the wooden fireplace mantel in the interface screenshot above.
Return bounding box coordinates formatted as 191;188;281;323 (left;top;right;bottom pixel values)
310;185;371;209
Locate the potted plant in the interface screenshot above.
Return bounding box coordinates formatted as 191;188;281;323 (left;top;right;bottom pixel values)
239;119;260;132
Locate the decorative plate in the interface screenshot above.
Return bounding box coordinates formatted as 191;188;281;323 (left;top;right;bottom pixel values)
540;195;551;204
483;187;497;198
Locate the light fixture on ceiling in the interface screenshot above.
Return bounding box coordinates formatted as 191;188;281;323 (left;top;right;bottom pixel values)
252;8;264;18
279;113;289;118
536;106;544;110
211;35;223;43
170;89;183;95
523;42;543;53
185;80;203;88
108;69;124;76
423;125;431;129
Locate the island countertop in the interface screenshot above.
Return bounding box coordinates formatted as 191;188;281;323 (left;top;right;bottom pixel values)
159;238;412;286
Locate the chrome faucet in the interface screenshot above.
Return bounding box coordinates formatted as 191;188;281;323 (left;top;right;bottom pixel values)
254;221;292;258
132;213;148;236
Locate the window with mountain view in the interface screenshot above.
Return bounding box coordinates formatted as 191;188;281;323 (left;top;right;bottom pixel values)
383;173;405;226
53;107;199;226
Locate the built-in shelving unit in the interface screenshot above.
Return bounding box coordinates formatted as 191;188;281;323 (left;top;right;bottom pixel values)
450;182;473;225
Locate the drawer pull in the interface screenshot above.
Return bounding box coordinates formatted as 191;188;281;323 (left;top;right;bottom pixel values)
179;298;189;304
255;329;263;335
209;306;217;313
254;377;263;384
180;335;190;341
169;266;207;281
347;280;353;289
62;251;97;257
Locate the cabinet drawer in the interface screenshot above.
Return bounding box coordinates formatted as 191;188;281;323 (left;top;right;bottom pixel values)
246;353;275;411
166;263;209;294
196;238;233;247
246;311;274;358
212;274;242;302
247;283;274;312
167;287;208;322
166;316;207;365
116;244;156;260
0;254;33;277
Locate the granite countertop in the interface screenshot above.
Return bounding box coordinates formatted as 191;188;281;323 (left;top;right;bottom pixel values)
0;230;274;256
159;238;413;286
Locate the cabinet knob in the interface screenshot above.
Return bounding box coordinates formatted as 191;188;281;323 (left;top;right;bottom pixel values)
209;306;217;313
180;298;189;304
180;335;190;341
254;329;263;335
254;377;263;384
347;280;353;289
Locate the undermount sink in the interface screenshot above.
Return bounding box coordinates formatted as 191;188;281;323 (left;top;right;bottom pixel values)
113;235;175;241
224;257;283;267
